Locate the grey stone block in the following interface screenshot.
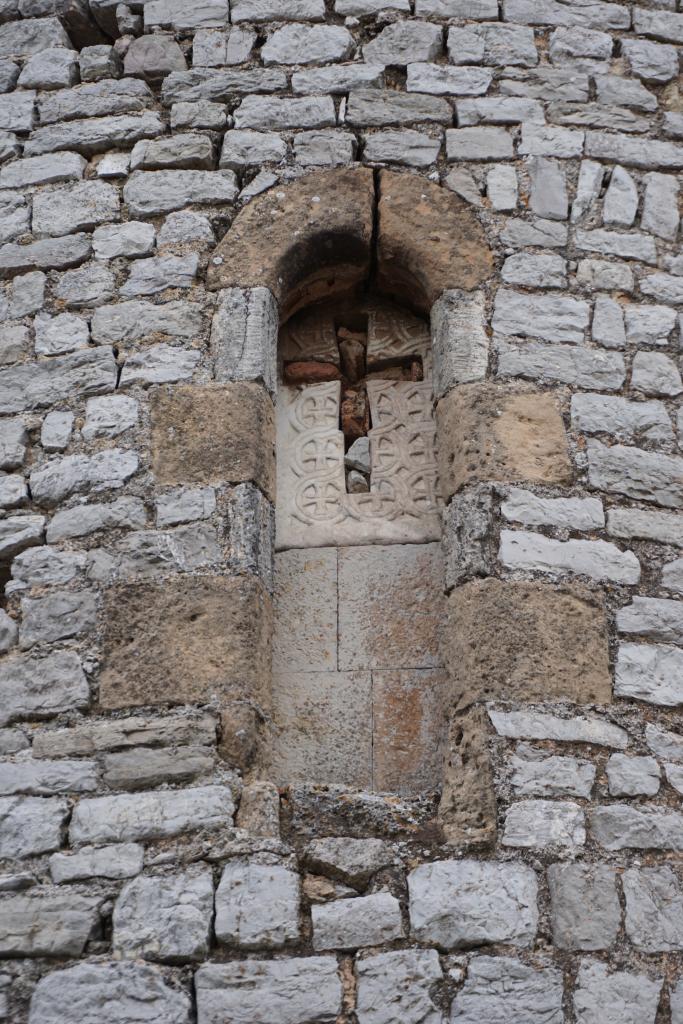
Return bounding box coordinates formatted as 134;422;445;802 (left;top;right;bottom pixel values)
624;867;683;952
617;596;683;643
18;47;78;90
0;419;27;470
489;709;627;748
501;489;604;530
0;514;44;560
408;859;538;948
215;861;300;949
487;164;518;210
448;23;537;66
312;892;403;951
623;37;678;83
0;150;85;188
591;804;683;850
548;864;620;950
493;288;589;343
356;949;442;1024
263;24;353;66
171;100;226;130
219;129;286;169
34;712;216;758
608;507;683;547
20;590;97;648
11;546;86;587
510;748;595;798
123;169;237;217
642;172;680;239
158;211;214;246
607;753;660;796
195;958;341;1024
30;449;138;508
603;166;638;227
500;217;568;247
624;304;676;346
104;743;214;790
0;233;93;277
502;799;586;848
0;650;88;726
121;253;197;298
50;843;144;883
0;892;101;957
210;286;277;393
446;126;513;161
35;313;89;356
443;485;495;588
502;253;567;289
119;343;200;387
347;89;451;126
431;288;488;396
293;63;383;95
47;497;146;542
0;794;68;857
499;530;640;584
458;97;543;125
70;785;235;845
113;867;214;962
575;228;657;264
518;122;584;157
587;439;683;508
406;62;492;96
549;25;612;62
28;962;191;1024
646;723;683;762
363;129;437;168
529;156;567;220
162;68;286;105
573;960;662;1024
0;756;97;796
586;130;683;170
132;132;216;171
577;260;633;294
615;642;683;706
641;273;683;303
55;263;115;310
451;956;563;1024
632;352;682;397
234;95;335;130
91;299;202;344
155;486;215;528
663;558;683;594
79;44;121;83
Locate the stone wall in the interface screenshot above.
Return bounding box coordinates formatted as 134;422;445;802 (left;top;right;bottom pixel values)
0;0;682;1021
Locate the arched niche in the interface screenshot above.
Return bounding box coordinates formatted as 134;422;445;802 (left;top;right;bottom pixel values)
208;167;494;817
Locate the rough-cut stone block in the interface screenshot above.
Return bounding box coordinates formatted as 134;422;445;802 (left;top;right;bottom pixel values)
215;862;300;949
591;805;683;851
100;575;271;710
0;347;115;414
499;530;640;584
503;799;585;848
437;384;571;500
606;754;660;796
28;962;192;1024
430;288;488;397
573;960;662;1024
0;794;68;858
445;580;610;709
356;949;441;1024
312;892;403;950
502;489;604;531
208;168;374;316
0;756;97;797
123;169;237;217
195;958;342;1024
150;384;274;501
376;169;493;313
510;750;595;798
615;642;683;706
493;288;589;343
273;548;337;672
211;287;277;395
50;844;144;883
489;709;627;748
34;712;216;758
0;892;101;957
548;864;620;950
451;956;563;1024
408;859;538;948
589;440;683;509
305;838;393;888
70;785;235;845
0;650;89;726
623;866;683;952
113;867;213;962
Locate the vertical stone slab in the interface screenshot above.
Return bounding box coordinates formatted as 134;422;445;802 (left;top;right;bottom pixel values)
210;287;278;396
273;548;338;672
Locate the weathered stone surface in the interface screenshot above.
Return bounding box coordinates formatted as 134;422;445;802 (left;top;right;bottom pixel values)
312;892;403;950
509;748;595;798
103;743;214;790
93;222;155;260
617;597;683;644
588;440;683;508
623;866;683;952
503;799;586;848
46;497;145;542
211;287;277;394
113;867;213;962
445;580;611;709
263;24;352;65
144;0;229;29
443;485;494;587
548;865;620;950
499;531;640;584
124;34;186;83
0;150;85;189
34;712;216;758
32;181;119;238
92;300;202;344
356;949;442;1024
365;20;441;65
489;709;627;748
0;347;114;413
377;170;492;312
493;288;588;343
36;79;152;126
408;859;538;948
220;129;286;169
502;489;604;530
209;168;374;315
406;63;492;96
100;574;271;709
151;384;274;500
133;133;216;172
70;785;235;845
0;16;71;58
0;650;88;726
28;962;192;1024
0;233;92;278
347;89;451;127
362;129;436;168
632;351;682;398
121;253;197;298
19;589;96;649
646;723;683;762
0;514;44;560
591;805;683;851
234;94;335;130
615;642;683;706
124;169;237;217
305;838;393;889
574;960;662;1024
195;958;342;1024
451;956;563;1024
0;420;26;470
438;384;571;499
215;862;300;948
0;794;68;857
431;288;488;397
572;394;673;444
0;756;97;796
26;112;164;157
607;753;660;796
30;450;137;508
0;892;100;956
50;843;144;883
609;507;683;548
273;548;336;673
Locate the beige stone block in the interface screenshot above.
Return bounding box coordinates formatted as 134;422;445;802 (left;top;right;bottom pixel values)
268;670;372;789
445;579;611;709
150;383;275;501
273;548;337;672
438;706;496;846
99;575;272;711
372;668;449;797
338;543;445;671
436;383;572;500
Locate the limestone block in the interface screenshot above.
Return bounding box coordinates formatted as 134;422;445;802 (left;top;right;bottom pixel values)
0;90;35;132
151;384;274;500
443;485;495;587
35;313;89;356
162;68;286;106
606;754;660;796
269;670;372;788
623;866;683;952
445;580;610;708
34;712;216;758
645;723;683;762
595;74;657;112
36;79;152;126
0;419;26;469
504;799;585;848
408;859;538;948
55;263;116;310
364;21;442;65
113;868;213;962
625;305;676;347
210;287;277;394
100;575;271;710
27;111;164;158
12;546;86;588
312;892;403;950
215;861;300;948
0;17;71;58
510;749;596;798
79;44;121;82
292;63;384;94
338;543;444;671
499;530;640;584
451;956;563;1024
608;507;683;547
547;864;620;950
493;287;588;342
195;958;341;1024
571;394;673;444
28;962;191;1024
361;129;434;168
92;300;201;344
449;22;537;65
0;892;101;956
573;960;662;1024
489;709;627;748
0;150;86;188
32;181;119;238
603;166;638;227
69;785;235;845
487;164;518;211
263;24;353;65
0;650;88;726
0;233;93;277
0;756;97;796
92;222;155;260
591;805;683;851
501;489;604;530
220;129;286;169
273;548;336;672
0;347;115;414
457;97;543;125
19;590;96;649
376;169;492;312
615;642;683;706
123;169;237;218
30;450;137;508
596;439;683;507
347;90;451;127
103;744;214;790
50;843;144;883
121;253;197;298
47;497;145;542
144;0;229;29
405;63;493;96
133;134;216;172
123;34;186;83
305;838;393;889
642;172;679;239
356;949;442;1024
502;253;566;289
0;794;68;857
437;384;571;500
373;668;449;795
430;289;488;397
119;345;200;387
438;705;496;845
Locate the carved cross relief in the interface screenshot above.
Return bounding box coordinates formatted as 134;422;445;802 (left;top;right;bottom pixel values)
275;297;443;549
